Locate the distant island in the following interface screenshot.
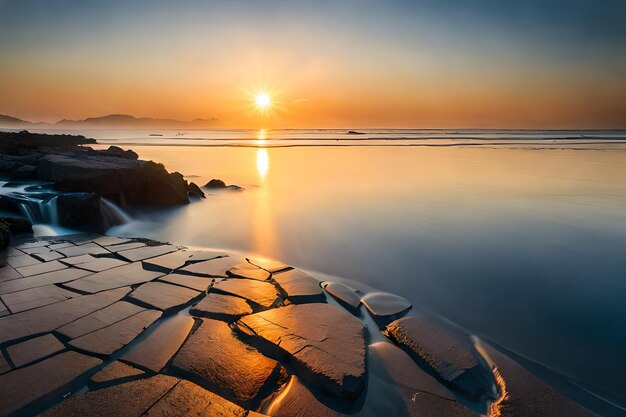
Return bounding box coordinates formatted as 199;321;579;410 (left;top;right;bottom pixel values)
0;113;219;129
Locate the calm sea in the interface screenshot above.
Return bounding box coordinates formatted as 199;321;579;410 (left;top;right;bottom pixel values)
23;129;626;415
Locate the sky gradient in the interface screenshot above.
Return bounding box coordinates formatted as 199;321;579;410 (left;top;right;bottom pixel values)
1;0;625;128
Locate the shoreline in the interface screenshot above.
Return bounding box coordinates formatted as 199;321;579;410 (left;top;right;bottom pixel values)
0;232;600;417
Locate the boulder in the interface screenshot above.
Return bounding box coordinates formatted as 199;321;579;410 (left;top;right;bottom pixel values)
0;217;32;247
204;178;243;191
56;193;128;233
237;303;366;398
101;145;138;159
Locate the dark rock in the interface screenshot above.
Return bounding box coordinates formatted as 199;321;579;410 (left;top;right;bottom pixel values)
0;217;32;234
237;303;366;398
172;317;280;403
204;178;243;191
36;154;192;208
346;130;365;135
385;317;494;399
0;130;96;156
205;178;226;188
187;181;206;198
12;165;36;178
101;145;138;159
56;193;128;234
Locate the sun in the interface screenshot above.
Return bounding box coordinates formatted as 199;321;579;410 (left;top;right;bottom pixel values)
255;93;271;110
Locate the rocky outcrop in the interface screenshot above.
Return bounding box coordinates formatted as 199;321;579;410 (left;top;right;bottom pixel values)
0;131;204;210
37;154;197;208
0;217;32;248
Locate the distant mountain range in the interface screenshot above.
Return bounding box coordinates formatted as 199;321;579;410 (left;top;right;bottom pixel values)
0;113;218;129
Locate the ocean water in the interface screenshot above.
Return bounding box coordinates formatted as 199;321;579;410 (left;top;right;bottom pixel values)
21;129;626;414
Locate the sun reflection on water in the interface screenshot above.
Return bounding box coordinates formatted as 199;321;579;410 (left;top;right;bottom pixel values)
257;148;269;182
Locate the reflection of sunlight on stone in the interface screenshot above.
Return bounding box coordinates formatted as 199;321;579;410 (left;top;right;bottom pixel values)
257;148;269;182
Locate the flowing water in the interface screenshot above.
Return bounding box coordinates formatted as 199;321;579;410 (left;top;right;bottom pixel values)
6;128;626;415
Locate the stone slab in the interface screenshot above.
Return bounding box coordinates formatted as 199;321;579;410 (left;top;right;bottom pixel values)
361;291;412;317
57;242;109;257
7;254;41;268
47;242;75;250
264;376;343;417
0;351;102;417
173;317;279;402
212;279;281;308
1;284;81;313
0;287;130;344
228;263;271;281
69;309;162;356
238;303;366;398
105;241;146;252
191;293;253;320
0;265;21;282
322;282;361;310
273;269;325;303
385;317;490;398
158;273;214;291
7;333;66;367
59;254;96;265
93;236;132;246
484;344;597;417
117;244;178;262
142;250;199;272
180;256;244;278
15;260;67;277
128;281;200;311
144;379;246;417
65;263;163;294
41;374;178;417
74;257;129;272
90;360;144;384
0;354;9;375
57;300;145;339
0;268;92;295
31;250;64;262
121;315;195;372
247;257;291;273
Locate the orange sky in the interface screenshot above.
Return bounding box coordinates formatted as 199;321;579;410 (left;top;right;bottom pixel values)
1;1;625;128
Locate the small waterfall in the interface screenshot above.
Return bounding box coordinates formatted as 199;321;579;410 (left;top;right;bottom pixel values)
100;198;132;230
18;202;39;224
43;196;59;225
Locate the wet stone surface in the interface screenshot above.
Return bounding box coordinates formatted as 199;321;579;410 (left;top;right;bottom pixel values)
0;233;597;417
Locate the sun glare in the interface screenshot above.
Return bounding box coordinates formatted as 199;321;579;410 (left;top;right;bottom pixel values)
255;93;271;110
